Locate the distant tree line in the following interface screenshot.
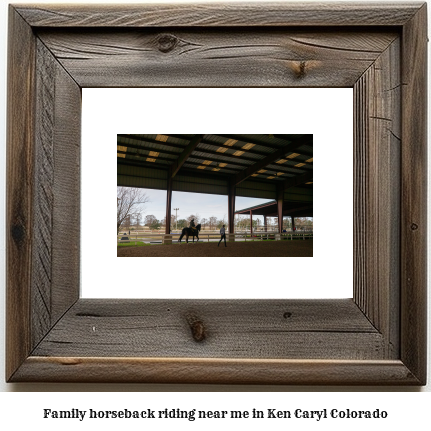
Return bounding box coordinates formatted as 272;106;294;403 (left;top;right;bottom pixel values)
121;212;313;232
118;187;312;233
121;213;229;231
234;216;312;230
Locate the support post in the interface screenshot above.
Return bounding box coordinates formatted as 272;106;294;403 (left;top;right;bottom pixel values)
250;210;253;237
264;215;267;232
165;177;172;234
291;216;295;232
277;184;284;233
228;181;235;235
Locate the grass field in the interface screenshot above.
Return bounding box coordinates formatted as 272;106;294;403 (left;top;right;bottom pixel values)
117;242;151;247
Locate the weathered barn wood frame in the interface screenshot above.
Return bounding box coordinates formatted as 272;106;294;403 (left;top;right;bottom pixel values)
6;3;427;384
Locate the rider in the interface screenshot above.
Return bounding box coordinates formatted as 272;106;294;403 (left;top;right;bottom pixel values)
189;218;196;232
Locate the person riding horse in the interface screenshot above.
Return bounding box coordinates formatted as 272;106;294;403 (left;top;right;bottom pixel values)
179;221;201;243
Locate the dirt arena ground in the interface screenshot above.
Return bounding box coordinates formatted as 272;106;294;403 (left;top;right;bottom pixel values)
117;239;313;257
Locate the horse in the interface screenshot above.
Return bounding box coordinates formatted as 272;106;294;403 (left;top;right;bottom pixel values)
178;224;201;243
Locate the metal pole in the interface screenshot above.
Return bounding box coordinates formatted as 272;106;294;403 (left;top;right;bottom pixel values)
228;181;235;235
277;184;284;233
165;178;173;234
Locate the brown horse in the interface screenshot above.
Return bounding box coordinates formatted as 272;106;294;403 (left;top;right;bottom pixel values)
178;224;201;243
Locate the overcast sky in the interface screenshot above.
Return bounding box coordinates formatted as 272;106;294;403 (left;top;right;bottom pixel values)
137;188;271;223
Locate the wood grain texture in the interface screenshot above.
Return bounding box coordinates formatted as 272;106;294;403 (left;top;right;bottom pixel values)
6;2;427;385
32;40;56;347
37;29;398;87
7;10;82;381
32;39;81;349
353;38;401;359
50;52;81;324
32;299;384;360
12;357;420;385
15;2;423;27
6;8;36;381
400;3;428;384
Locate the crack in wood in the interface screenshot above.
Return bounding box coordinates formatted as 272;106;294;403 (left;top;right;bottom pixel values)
289;37;381;53
370;116;392;121
384;83;408;92
388;129;401;141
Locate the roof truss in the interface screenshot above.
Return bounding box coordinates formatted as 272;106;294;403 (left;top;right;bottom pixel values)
117;134;313;185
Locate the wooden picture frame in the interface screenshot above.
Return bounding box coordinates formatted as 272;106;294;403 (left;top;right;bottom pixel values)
6;2;427;384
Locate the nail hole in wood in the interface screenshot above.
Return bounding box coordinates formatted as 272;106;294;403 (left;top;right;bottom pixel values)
283;312;292;319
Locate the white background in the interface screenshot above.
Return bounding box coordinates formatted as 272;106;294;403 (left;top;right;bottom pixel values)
0;0;429;413
2;392;431;430
82;87;353;299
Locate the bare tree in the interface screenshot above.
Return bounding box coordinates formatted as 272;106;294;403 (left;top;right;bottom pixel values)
161;215;176;229
236;215;249;230
209;216;217;230
216;214;227;230
186;214;200;225
283;217;292;230
135;213;142;228
216;218;225;229
124;215;131;231
117;187;149;234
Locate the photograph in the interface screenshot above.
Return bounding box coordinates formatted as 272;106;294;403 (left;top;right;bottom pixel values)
117;134;313;257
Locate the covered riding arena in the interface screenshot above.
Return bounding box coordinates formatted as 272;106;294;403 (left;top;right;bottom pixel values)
117;134;313;257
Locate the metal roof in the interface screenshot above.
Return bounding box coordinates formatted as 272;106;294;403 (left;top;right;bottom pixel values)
117;134;313;208
235;200;313;218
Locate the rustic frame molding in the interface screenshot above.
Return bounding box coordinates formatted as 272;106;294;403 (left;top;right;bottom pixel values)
6;3;427;384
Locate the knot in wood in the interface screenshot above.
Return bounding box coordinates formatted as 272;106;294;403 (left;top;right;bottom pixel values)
411;223;419;230
292;61;307;78
186;314;206;342
157;34;178;53
11;223;25;245
287;60;321;79
283;311;292;319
